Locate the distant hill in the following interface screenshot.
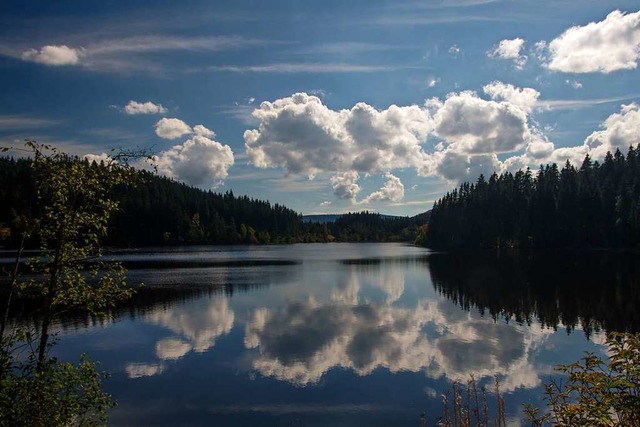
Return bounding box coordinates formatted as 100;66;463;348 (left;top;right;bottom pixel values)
303;214;342;223
303;212;423;223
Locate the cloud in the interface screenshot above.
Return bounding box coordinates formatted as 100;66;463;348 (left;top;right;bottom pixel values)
155;118;192;139
86;35;264;55
448;45;461;56
584;103;640;158
21;45;81;66
482;81;540;113
434;150;502;183
526;140;555;160
244;92;433;178
566;80;583;90
500;102;640;172
84;152;112;164
242;84;635;191
193;124;215;138
15;36;270;73
361;172;405;203
208;63;406;73
427;77;440;88
0;115;61;130
488;38;527;69
331;171;361;200
432;90;533;155
124;100;168;115
539;93;640;111
156;135;235;188
545;10;640;73
244;87;547;191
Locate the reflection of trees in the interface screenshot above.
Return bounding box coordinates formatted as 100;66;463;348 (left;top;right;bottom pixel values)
427;251;640;336
2;280;264;332
245;271;550;391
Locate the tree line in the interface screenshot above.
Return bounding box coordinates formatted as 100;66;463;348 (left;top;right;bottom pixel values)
422;145;640;249
0;156;425;246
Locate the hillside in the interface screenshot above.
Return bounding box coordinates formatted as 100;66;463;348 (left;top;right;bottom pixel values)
0;157;428;246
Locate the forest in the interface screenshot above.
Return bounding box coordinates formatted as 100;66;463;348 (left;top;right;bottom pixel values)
0;156;425;247
422;145;640;249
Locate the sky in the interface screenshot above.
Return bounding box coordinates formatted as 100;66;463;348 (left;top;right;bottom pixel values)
1;0;640;216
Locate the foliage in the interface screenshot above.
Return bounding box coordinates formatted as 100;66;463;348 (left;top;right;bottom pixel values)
10;142;137;363
425;146;640;249
328;211;425;242
524;332;640;426
427;251;640;337
0;156;426;245
0;141;144;426
0;332;113;427
436;377;506;427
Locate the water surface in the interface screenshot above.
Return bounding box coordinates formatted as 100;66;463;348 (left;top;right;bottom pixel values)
25;243;638;426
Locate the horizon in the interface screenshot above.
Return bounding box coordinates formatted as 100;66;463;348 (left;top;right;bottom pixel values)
1;1;639;216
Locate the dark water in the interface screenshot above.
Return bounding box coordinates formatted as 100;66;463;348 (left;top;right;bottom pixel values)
11;243;640;426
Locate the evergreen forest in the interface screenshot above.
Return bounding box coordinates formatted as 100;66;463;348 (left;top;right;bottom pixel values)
422;145;640;249
0;157;424;247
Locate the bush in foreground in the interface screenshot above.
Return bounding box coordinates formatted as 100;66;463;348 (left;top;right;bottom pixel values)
436;333;639;426
524;332;640;426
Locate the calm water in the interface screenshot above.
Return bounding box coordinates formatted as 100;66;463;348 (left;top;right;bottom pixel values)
16;243;640;426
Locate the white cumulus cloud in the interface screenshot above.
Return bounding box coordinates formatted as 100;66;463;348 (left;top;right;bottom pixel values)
155;118;192;139
193;124;216;138
433;90;533;155
156;135;234;188
244;93;433;178
545;10;640;74
488;38;527;69
243;87;550;192
434;150;502;183
482;81;540;113
21;45;82;66
84;153;112;164
584;103;640;158
361;172;405;203
331;171;361;201
124;100;168;115
500;103;640;172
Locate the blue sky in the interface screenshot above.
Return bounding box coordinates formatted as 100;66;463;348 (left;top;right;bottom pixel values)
1;0;640;216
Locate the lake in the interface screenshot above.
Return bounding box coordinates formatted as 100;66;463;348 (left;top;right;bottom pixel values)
11;243;640;426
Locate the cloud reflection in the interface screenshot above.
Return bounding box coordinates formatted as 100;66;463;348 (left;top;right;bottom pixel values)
244;270;551;391
156;337;192;360
125;297;234;377
125;362;165;379
147;297;235;355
